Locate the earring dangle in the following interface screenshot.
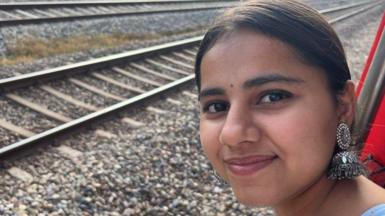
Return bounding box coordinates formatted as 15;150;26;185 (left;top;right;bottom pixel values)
328;122;365;180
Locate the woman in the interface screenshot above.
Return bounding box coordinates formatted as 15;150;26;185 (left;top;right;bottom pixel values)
194;0;385;215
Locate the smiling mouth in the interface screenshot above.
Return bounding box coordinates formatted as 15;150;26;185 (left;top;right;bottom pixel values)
224;155;277;176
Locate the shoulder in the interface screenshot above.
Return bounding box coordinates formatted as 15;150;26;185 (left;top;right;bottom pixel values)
330;177;385;215
358;177;385;215
320;177;385;216
361;204;385;216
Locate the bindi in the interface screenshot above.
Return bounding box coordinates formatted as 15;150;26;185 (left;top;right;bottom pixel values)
230;83;234;88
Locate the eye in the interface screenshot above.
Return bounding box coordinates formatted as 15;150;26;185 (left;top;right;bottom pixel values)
259;90;293;104
202;101;229;113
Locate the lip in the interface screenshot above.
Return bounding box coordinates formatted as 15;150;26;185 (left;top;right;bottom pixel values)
224;155;277;176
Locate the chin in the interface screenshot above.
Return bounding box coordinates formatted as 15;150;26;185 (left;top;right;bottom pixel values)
231;186;277;208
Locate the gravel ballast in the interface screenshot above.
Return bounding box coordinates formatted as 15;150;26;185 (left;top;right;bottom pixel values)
0;2;383;216
334;4;385;82
0;96;60;134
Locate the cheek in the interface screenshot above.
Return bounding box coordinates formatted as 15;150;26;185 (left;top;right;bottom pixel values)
268;100;338;175
199;120;222;166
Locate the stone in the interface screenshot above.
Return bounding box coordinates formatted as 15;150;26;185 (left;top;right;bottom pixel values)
95;129;117;139
0;31;7;57
56;145;83;161
7;167;33;183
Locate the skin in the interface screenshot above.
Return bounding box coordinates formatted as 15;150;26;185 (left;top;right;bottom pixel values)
198;30;385;215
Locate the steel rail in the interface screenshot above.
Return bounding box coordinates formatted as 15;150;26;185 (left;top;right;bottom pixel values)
0;75;194;157
319;0;378;14
0;36;202;93
0;2;381;158
0;0;236;9
0;5;234;26
0;0;376;26
329;1;383;24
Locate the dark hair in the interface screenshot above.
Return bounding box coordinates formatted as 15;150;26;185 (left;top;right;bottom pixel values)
194;0;351;102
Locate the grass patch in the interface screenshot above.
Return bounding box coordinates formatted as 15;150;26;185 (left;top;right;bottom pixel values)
1;33;153;66
0;28;201;66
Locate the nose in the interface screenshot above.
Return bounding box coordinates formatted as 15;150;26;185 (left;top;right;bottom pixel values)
219;104;261;148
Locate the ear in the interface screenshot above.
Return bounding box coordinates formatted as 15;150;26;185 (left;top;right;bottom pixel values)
337;80;356;127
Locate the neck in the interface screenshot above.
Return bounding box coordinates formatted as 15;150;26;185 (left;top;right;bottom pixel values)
273;175;336;216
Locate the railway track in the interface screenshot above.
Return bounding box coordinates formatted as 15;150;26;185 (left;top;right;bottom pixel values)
0;0;382;159
0;0;238;26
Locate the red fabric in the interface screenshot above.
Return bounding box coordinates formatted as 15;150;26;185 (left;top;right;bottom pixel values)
357;12;385;187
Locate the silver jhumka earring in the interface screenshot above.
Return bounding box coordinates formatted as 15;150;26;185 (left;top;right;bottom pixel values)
328;122;365;180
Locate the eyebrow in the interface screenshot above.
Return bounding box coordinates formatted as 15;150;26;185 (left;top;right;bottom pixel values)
243;74;304;89
199;73;304;100
199;88;225;99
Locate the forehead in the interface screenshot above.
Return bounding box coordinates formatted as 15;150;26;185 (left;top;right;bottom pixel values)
202;30;301;71
212;30;294;54
200;30;325;88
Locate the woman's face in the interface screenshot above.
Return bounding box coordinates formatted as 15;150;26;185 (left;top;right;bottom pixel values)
199;30;341;207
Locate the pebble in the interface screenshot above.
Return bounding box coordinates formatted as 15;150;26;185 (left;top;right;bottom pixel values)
7;167;33;183
0;31;6;57
0;1;382;216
